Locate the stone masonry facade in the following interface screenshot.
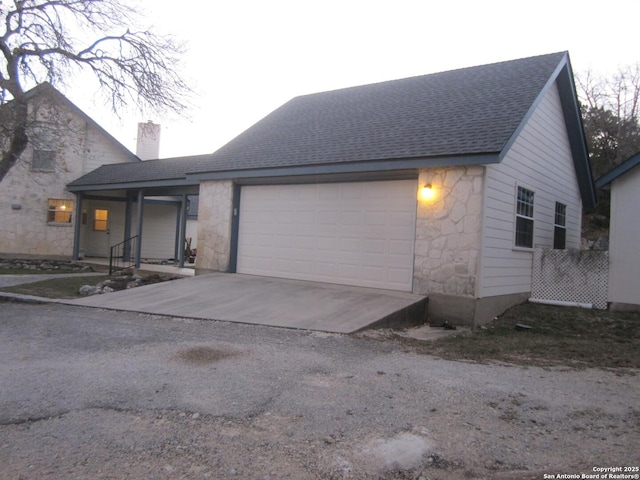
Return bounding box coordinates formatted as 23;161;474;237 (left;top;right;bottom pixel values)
413;166;484;297
196;180;233;273
1;89;136;258
197;169;485;299
1;97;85;257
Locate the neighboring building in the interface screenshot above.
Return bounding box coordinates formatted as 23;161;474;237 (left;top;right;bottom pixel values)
0;83;139;258
0;84;182;261
68;52;596;325
595;153;640;311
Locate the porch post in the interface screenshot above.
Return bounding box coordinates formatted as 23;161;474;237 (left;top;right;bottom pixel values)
135;189;144;268
71;192;83;260
178;194;188;268
174;203;181;263
123;193;133;261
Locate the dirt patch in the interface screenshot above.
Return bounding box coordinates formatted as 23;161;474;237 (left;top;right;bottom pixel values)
175;346;240;366
393;302;640;371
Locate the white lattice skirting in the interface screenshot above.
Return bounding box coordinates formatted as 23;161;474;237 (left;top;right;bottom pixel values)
531;249;609;310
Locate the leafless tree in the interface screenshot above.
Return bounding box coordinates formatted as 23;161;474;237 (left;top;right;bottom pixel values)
576;64;640;177
0;0;191;182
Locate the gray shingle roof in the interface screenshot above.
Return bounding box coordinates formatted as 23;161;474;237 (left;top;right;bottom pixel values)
69;52;569;188
68;155;212;187
203;52;565;171
595;151;640;188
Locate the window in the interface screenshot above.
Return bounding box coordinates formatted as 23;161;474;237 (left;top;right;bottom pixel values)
515;186;534;248
31;150;56;172
554;202;567;249
47;199;73;224
93;209;108;231
30;123;57;172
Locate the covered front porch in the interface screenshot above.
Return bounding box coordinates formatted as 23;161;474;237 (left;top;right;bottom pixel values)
67;164;201;271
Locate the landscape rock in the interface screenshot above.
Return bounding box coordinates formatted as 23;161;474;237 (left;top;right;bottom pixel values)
79;285;102;296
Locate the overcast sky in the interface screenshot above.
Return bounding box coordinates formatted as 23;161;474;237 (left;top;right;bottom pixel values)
70;0;640;159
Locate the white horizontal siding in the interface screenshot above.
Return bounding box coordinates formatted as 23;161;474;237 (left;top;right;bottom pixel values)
83;123;136;173
608;166;640;305
480;82;583;298
133;203;178;260
81;200;178;260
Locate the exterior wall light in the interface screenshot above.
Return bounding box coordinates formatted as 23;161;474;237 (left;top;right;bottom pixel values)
419;183;434;201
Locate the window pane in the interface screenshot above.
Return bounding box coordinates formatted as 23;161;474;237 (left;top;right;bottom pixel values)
515;217;534;248
515;186;534;248
554;226;566;249
555;202;566;227
517;186;534;218
32;150;56;172
47;199;73;224
94;209;108;231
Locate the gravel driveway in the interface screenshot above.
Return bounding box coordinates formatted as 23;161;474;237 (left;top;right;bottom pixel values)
0;302;638;479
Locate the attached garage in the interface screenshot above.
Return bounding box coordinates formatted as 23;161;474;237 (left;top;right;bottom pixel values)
237;180;417;291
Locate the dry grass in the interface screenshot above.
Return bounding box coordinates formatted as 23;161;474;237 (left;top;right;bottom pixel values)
0;273;178;299
414;302;640;370
0;275;112;299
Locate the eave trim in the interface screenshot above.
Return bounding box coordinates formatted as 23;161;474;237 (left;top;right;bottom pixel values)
186;154;500;182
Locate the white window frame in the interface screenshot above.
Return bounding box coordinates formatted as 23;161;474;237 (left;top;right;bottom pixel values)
553;202;567;249
47;199;74;225
514;185;535;249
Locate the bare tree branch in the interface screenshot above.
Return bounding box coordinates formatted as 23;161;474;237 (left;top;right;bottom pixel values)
1;0;192;182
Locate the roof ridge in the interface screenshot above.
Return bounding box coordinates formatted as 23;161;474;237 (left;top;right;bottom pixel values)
292;51;568;100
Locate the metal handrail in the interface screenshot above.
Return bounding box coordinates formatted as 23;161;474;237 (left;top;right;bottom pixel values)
109;235;138;275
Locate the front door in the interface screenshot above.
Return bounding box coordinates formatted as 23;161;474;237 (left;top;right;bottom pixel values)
89;208;110;257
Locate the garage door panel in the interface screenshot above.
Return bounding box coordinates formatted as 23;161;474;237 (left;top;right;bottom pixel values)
389;268;413;284
340;211;361;225
363;239;385;254
237;180;416;291
391;211;416;227
389;239;413;255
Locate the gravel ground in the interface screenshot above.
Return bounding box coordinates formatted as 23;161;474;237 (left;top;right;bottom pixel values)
0;302;638;480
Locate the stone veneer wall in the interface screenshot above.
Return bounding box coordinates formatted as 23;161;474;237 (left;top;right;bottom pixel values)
1;108;83;257
413;166;484;297
196;180;233;273
1;90;137;258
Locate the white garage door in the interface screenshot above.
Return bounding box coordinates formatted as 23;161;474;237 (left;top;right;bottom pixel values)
237;180;417;291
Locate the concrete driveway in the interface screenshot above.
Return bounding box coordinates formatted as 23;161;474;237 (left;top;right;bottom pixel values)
67;273;428;333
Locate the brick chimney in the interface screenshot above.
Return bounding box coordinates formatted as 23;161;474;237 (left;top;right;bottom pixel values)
136;121;161;160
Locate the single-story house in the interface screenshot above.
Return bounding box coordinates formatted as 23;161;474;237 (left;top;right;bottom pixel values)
68;52;596;325
595;153;640;311
0;84;184;261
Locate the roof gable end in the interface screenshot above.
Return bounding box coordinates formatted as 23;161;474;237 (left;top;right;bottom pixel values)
596;151;640;188
21;83;139;164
